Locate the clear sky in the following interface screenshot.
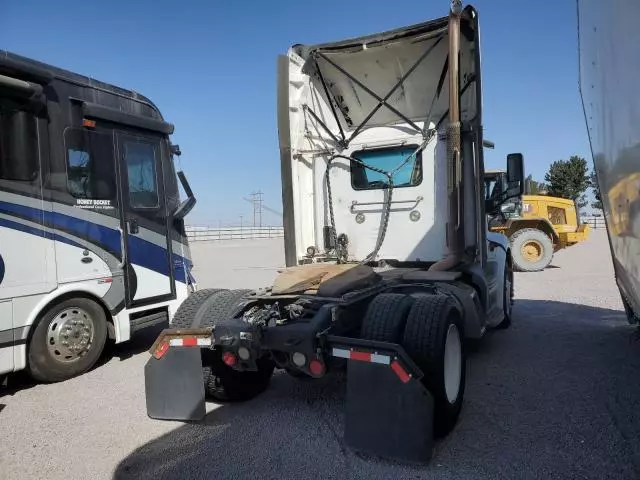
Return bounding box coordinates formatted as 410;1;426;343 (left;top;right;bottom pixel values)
0;0;591;225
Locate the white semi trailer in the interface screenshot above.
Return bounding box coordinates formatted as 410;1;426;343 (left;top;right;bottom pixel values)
577;0;640;325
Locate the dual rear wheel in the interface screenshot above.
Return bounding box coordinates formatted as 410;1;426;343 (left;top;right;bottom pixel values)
360;293;466;437
170;288;275;402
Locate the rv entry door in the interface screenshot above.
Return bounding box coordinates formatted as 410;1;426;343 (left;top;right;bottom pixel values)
116;133;175;308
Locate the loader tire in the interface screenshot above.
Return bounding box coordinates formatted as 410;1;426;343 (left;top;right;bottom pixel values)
199;289;275;402
360;293;415;342
170;288;226;328
510;228;553;272
403;294;466;438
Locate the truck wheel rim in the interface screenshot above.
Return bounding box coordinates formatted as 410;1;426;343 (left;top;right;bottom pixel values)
46;307;95;364
444;323;462;404
505;271;512;317
521;240;543;262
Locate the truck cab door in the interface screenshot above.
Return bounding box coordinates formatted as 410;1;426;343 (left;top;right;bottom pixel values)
116;133;175;308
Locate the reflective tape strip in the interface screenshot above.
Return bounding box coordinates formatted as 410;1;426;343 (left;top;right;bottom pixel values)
370;353;391;365
182;337;198;347
331;348;391;365
390;359;411;383
168;337;211;347
332;348;351;359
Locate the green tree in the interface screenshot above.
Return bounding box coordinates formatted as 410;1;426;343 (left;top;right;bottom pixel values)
590;170;603;210
544;155;590;210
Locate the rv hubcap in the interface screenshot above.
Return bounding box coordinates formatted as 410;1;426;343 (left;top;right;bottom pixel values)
521;240;543;262
47;307;95;363
443;323;462;404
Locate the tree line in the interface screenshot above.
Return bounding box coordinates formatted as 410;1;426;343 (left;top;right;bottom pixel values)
525;155;602;211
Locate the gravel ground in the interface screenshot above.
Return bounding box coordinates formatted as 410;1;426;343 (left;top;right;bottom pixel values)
2;231;640;480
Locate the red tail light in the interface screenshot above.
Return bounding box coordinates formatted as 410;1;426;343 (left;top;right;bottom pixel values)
223;351;238;366
309;358;325;376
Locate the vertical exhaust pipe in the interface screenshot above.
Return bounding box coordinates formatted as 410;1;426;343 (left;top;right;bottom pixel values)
430;0;464;271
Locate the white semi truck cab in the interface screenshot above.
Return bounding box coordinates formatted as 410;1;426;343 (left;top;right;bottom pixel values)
143;2;524;464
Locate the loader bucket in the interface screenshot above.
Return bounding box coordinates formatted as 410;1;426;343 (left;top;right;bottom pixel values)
144;347;206;421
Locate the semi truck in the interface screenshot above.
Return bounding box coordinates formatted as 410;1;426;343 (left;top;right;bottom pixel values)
143;1;524;463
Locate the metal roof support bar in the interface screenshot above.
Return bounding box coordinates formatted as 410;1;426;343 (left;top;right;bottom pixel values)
314;61;347;146
315;51;424;137
303;105;342;147
345;35;444;144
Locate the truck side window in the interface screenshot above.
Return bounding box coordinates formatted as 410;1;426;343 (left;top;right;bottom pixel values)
350;145;422;190
64;128;116;200
0;107;39;182
123;140;159;209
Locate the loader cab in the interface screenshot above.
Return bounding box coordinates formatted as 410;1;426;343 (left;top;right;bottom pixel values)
484;160;524;220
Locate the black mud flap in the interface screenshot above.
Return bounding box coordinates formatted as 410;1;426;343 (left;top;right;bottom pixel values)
144;347;206;421
344;360;434;464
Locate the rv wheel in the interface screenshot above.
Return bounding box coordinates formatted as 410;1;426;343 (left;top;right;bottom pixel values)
27;298;108;382
402;294;466;437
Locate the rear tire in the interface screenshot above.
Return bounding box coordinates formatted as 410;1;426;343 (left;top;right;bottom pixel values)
27;297;108;382
402;294;466;437
510;228;553;272
360;293;415;342
199;289;275;402
170;288;226;328
496;260;514;329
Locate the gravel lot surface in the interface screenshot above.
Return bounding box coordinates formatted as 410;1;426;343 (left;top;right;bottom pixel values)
2;231;640;480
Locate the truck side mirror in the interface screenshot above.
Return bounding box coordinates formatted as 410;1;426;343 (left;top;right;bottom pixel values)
507;153;524;186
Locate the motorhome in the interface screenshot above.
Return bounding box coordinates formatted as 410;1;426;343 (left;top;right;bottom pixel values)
0;52;196;382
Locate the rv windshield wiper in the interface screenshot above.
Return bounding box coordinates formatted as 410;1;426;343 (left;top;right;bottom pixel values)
174;171;196;219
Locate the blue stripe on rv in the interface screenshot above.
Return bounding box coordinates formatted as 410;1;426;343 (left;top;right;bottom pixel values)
0;216;85;249
0;201;189;283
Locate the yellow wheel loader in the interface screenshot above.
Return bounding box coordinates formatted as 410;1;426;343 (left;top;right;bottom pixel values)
485;170;590;272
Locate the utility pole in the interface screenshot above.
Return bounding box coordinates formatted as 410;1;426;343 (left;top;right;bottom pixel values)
248;190;264;227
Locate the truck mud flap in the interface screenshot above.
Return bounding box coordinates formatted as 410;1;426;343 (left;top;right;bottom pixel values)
329;337;434;464
144;347;206;421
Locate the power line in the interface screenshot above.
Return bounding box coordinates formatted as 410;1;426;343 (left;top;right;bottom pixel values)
247;191;263;227
243;192;283;227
